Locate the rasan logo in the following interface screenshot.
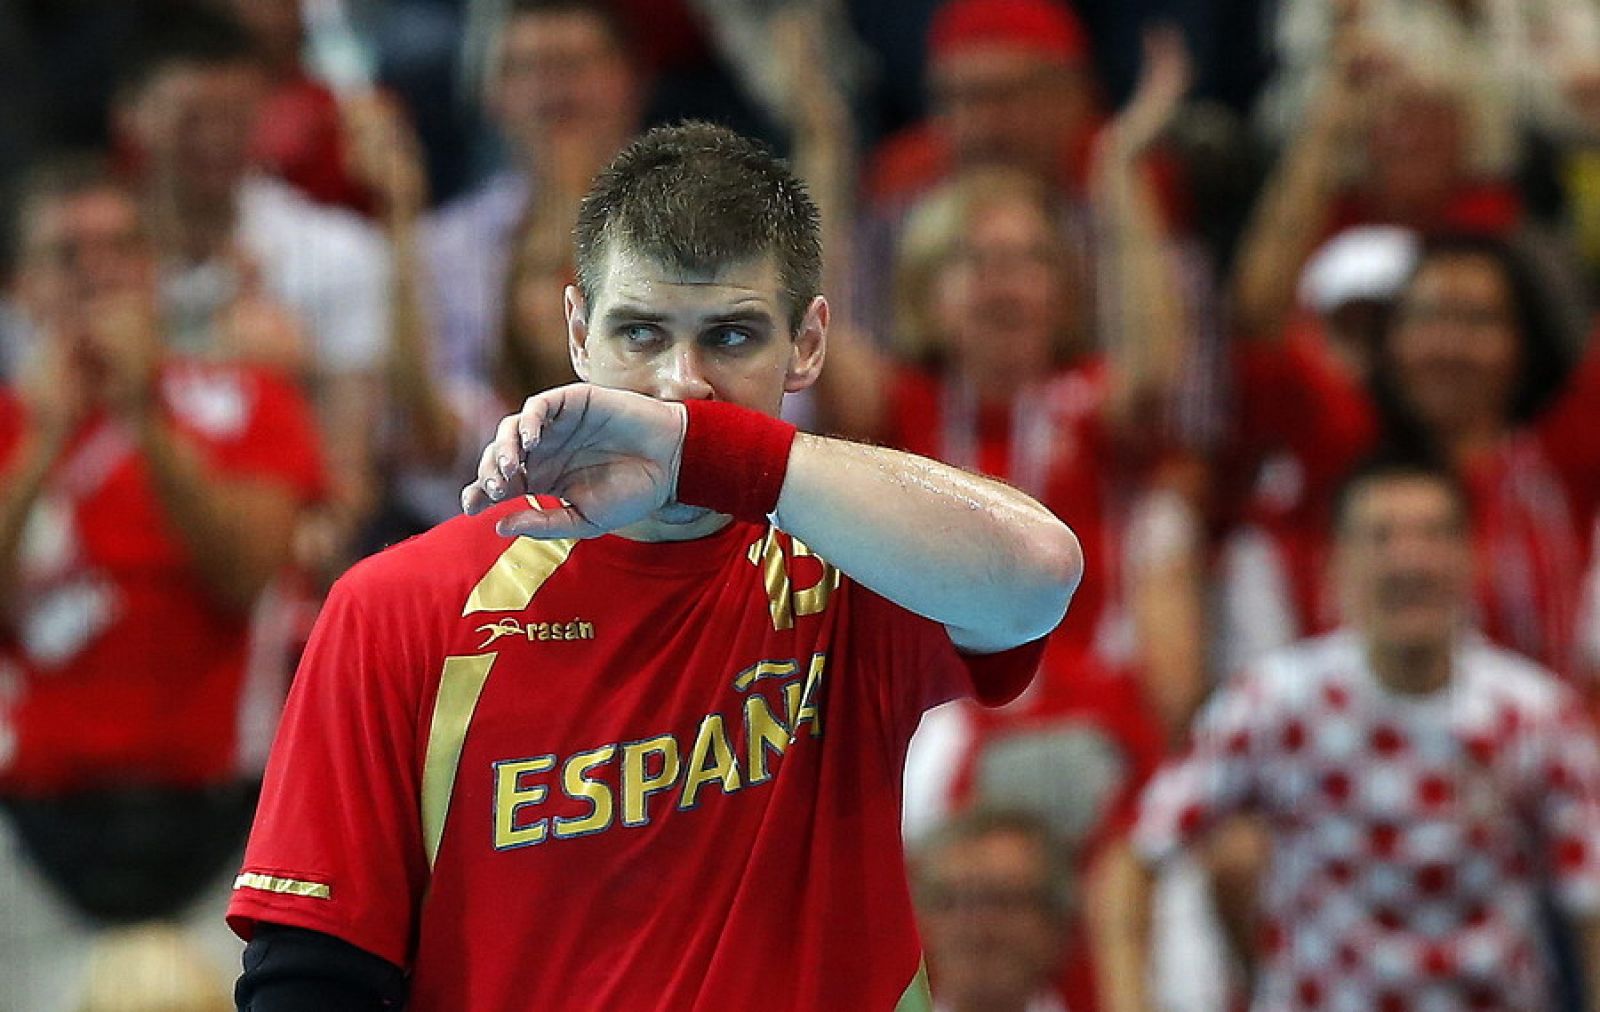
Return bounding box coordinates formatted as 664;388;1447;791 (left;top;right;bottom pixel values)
475;618;596;649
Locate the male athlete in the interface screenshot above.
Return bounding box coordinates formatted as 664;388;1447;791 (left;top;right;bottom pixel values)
227;123;1083;1011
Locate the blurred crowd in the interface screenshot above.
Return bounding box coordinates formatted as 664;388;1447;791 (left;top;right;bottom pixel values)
4;0;1600;1009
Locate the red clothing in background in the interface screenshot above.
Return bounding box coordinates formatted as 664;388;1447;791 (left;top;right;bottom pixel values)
1224;326;1600;677
250;74;375;215
1329;182;1525;238
863;124;1192;232
0;361;324;794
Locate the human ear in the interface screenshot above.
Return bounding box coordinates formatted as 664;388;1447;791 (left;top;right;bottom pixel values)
565;285;591;381
784;296;828;393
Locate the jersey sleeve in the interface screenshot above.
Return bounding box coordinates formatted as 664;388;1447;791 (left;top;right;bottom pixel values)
228;572;430;968
1529;695;1600;917
1131;670;1268;866
846;582;1045;744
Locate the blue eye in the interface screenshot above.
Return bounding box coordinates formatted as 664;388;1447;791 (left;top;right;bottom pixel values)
708;327;753;349
620;324;661;349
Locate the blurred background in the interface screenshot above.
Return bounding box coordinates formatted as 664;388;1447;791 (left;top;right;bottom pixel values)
3;0;1600;1009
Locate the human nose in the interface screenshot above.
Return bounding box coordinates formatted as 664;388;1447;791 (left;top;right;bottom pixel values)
655;345;714;401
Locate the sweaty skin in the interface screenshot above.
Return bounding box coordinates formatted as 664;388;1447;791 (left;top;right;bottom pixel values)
462;250;1082;655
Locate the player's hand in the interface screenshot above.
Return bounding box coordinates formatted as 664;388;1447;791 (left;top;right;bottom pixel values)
460;384;689;539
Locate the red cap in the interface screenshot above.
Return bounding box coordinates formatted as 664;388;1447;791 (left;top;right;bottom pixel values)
928;0;1089;64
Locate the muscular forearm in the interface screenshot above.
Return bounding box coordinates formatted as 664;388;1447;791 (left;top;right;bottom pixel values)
469;387;1078;650
134;410;291;613
0;426;68;622
773;434;1081;653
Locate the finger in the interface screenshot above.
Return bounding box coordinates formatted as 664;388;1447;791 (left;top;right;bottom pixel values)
473;439;518;505
517;387;564;453
492;413;526;482
494;504;601;541
461;481;494;516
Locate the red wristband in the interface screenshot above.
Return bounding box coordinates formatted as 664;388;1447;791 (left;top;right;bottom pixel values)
675;400;798;522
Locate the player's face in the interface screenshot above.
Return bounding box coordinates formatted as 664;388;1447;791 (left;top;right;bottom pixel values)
565;246;826;418
1389;255;1521;440
1335;477;1472;656
915;830;1061;1008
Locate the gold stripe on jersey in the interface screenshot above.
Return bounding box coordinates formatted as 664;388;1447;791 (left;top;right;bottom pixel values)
748;529;794;629
894;959;933;1012
461;537;577;616
422;653;499;866
233;872;332;900
746;529;841;631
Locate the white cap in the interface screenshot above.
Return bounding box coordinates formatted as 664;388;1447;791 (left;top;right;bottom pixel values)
1297;226;1420;315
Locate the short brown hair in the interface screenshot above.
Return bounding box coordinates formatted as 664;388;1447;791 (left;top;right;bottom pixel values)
573;122;823;332
1331;454;1471;537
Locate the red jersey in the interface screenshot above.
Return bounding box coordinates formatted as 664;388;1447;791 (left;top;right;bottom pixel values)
0;361;324;793
228;499;1044;1010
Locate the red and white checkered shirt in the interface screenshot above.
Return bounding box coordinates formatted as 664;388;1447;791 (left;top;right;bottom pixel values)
1135;630;1600;1011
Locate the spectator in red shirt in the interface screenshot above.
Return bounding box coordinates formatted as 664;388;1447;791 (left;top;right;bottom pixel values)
828;29;1207;740
924;651;1169;1012
1222;233;1600;684
1228;2;1586;354
111;8;391;578
0;161;324;1011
